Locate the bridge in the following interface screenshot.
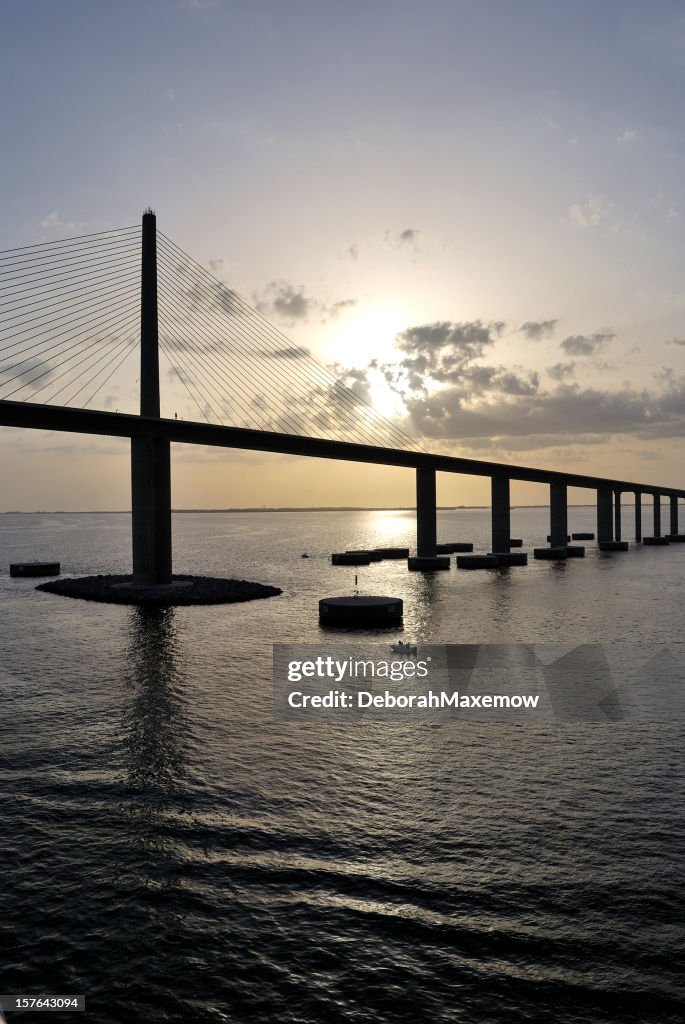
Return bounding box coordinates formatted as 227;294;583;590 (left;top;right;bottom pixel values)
1;210;683;582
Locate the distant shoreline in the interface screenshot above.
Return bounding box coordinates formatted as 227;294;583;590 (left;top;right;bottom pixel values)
2;505;599;514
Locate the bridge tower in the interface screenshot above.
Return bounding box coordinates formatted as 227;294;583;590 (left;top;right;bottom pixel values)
131;209;172;583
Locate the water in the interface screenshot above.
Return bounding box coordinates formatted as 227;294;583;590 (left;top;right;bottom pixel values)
0;509;683;1023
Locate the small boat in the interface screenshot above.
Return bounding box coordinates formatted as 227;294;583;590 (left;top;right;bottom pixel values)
391;642;417;655
301;553;310;558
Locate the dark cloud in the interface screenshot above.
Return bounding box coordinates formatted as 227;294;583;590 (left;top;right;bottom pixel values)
327;298;356;318
560;331;615;356
388;320;511;393
255;280;356;325
256;281;312;323
547;361;576;381
348;244;359;262
401;376;685;450
266;346;310;360
0;358;53;388
667;337;685;346
518;319;558;340
171;261;241;317
398;228;419;245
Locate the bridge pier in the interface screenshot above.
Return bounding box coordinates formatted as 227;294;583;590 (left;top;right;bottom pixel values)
131;208;173;584
614;490;622;542
491;476;511;553
597;488;613;543
410;466;449;569
653;493;661;537
416;467;437;556
670;495;678;535
549;482;568;548
131;437;172;584
635;491;642;543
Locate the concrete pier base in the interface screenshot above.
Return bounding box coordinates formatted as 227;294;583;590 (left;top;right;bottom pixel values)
666;534;685;543
456;554;500;569
488;551;528;566
408;555;451;570
643;536;670;546
534;547;568;560
346;549;384;561
565;545;586;557
11;561;60;577
509;538;524;547
332;552;371;565
598;540;629;551
572;532;594;540
373;547;410;559
436;542;474;553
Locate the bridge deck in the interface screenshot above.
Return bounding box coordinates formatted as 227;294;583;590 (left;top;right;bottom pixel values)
0;399;683;498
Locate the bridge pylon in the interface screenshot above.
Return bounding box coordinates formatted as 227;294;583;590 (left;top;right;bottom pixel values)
131;209;172;584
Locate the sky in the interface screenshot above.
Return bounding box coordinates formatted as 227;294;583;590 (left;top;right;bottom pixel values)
2;0;685;509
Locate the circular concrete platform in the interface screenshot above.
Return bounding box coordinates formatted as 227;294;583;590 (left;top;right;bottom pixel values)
35;574;282;606
572;532;595;540
436;542;474;553
372;547;409;559
598;541;629;551
643;536;670;545
319;595;403;626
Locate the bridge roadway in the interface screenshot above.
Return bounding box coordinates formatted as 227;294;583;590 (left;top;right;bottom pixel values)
1;398;683;498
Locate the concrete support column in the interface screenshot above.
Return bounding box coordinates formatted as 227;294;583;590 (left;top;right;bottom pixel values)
653;494;661;537
635;491;642;543
416;467;437;557
549;482;568;547
131;436;172;584
670;495;679;536
597;488;613;543
491;476;511;553
614;490;622;542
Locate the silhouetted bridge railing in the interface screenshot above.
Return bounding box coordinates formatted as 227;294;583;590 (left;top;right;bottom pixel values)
1;210;683;582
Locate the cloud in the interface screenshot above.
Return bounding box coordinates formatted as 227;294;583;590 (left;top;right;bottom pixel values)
39;211;87;233
255;280;356;325
403;376;685;450
385;228;420;249
547;362;576;381
398;228;419;245
348;244;359;262
617;129;638;143
560;331;615;357
267;346;310;359
518;319;558;340
667;337;685;346
569;196;614;228
0;358;53;389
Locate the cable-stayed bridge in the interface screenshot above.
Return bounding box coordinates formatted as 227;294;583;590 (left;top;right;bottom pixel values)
0;210;683;583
